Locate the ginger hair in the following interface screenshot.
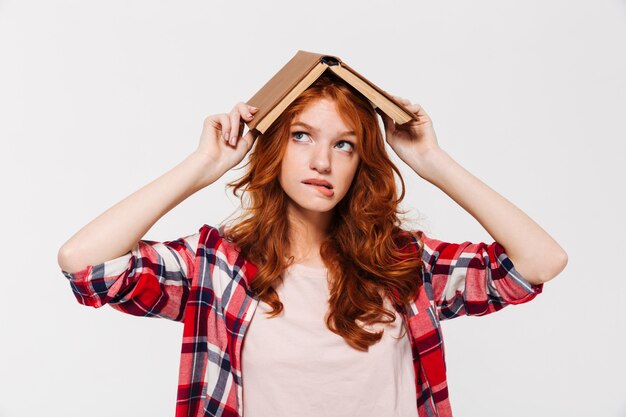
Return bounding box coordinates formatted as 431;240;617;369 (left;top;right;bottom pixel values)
223;72;423;351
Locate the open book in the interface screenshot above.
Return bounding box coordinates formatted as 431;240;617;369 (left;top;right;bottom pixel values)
245;50;418;134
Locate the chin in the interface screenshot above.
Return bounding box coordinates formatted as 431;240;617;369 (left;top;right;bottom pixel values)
286;194;339;214
295;199;336;213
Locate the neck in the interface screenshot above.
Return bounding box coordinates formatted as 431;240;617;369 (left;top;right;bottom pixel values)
286;203;333;264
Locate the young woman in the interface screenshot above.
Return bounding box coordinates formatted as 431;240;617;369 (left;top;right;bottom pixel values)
58;73;567;417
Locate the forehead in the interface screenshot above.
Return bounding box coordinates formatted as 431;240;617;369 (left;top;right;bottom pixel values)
291;98;355;135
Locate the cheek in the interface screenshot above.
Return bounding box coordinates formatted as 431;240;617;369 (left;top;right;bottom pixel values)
279;153;302;190
279;154;296;180
281;146;306;175
342;160;360;186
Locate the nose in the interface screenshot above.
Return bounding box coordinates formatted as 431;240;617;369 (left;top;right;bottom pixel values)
309;145;331;173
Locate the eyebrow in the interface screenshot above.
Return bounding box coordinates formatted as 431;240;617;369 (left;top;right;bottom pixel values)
290;121;356;137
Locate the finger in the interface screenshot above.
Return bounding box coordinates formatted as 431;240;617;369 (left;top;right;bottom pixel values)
202;114;218;130
229;109;241;146
409;103;432;122
237;101;257;119
229;102;257;146
245;102;259;113
391;95;411;106
408;102;420;109
217;114;231;142
406;103;422;115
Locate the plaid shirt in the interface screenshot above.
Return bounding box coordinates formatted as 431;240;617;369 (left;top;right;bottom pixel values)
62;224;543;417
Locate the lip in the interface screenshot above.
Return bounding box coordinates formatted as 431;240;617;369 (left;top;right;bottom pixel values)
304;182;335;197
301;178;334;189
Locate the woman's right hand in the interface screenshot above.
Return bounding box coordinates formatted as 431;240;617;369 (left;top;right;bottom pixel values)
194;102;259;178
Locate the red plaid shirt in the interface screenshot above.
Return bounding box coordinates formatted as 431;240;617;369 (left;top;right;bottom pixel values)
62;224;543;417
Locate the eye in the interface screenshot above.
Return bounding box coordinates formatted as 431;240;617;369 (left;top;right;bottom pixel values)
291;131;310;142
335;140;355;152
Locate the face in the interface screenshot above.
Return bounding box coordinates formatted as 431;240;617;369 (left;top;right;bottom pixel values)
278;98;361;219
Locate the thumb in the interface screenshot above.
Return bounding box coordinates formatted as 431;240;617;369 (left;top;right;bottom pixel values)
239;128;259;152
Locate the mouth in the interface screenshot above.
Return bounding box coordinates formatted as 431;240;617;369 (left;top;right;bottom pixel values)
302;181;333;189
302;178;334;189
303;182;335;197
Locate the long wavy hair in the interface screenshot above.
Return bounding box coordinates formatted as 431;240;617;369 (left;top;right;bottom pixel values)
223;71;424;351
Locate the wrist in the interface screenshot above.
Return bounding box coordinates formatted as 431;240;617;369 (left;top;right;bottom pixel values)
407;147;450;182
185;152;225;190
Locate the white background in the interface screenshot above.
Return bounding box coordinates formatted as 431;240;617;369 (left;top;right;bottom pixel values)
1;0;625;416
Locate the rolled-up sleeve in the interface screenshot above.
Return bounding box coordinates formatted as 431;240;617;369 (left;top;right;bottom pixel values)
415;231;543;321
61;231;200;322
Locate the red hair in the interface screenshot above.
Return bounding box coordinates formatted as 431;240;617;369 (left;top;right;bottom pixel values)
223;72;424;351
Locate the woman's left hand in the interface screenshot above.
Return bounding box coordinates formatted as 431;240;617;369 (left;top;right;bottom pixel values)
376;96;440;174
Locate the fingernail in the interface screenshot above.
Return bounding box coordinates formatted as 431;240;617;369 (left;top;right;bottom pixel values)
223;132;229;141
230;136;237;145
248;106;258;111
245;113;253;118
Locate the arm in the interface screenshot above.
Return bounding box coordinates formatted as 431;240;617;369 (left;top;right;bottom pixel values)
412;148;567;285
58;103;259;320
415;230;543;320
57;103;258;273
57;152;216;273
377;98;567;285
63;232;201;321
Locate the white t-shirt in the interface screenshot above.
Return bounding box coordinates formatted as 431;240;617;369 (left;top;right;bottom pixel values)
242;262;418;417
